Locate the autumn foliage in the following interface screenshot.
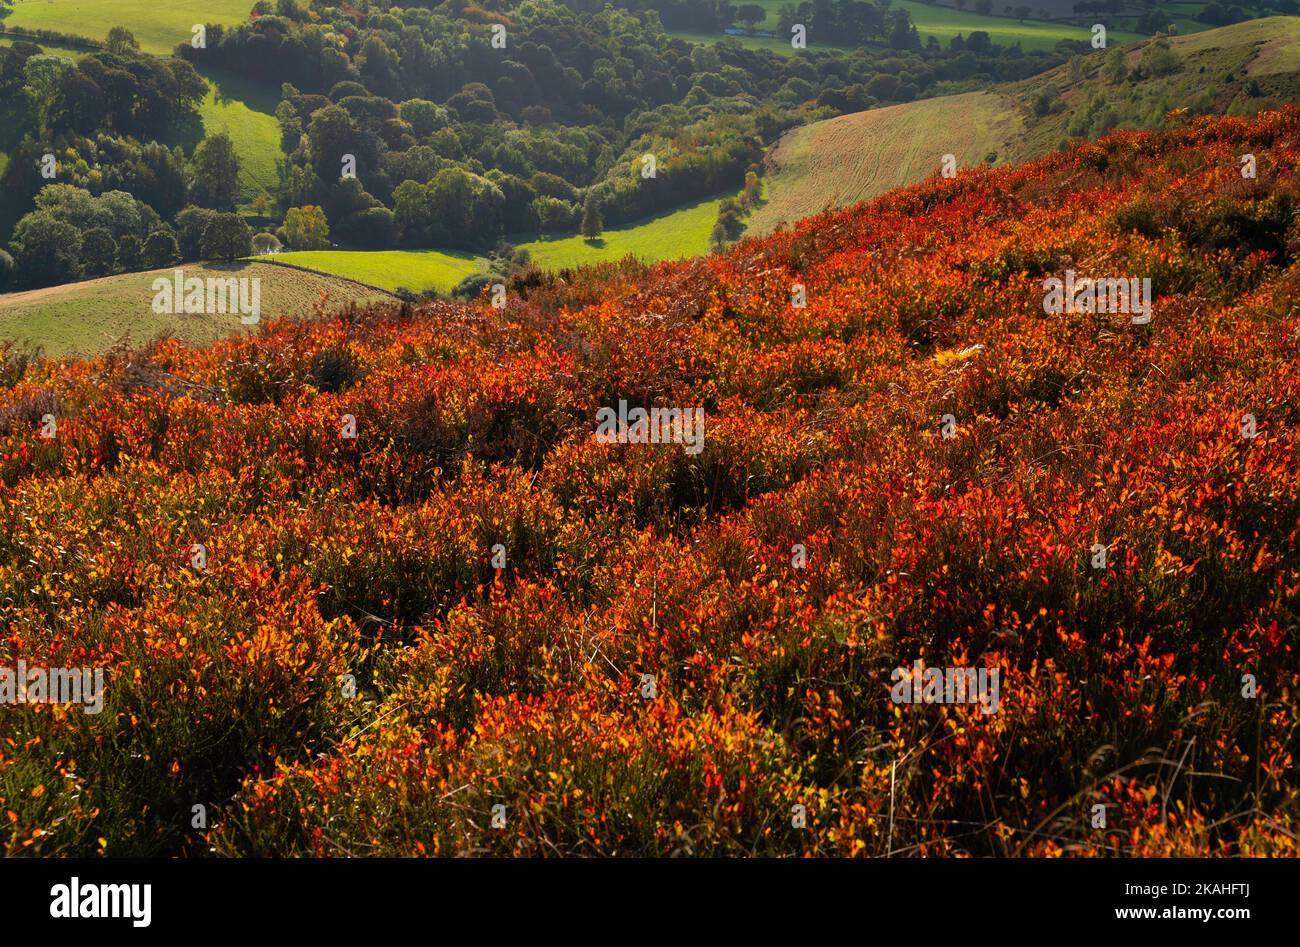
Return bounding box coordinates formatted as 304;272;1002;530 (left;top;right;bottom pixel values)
1;109;1297;856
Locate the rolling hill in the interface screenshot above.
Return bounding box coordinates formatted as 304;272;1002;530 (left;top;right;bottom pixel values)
748;90;1024;234
0;262;390;357
749;16;1300;234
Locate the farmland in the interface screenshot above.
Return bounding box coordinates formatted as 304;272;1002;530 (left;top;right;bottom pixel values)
3;0;252;55
748;90;1023;234
681;0;1144;51
0;262;389;357
270;249;485;296
272;195;726;294
514;194;724;270
894;0;1143;50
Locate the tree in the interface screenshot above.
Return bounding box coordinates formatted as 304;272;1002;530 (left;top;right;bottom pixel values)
0;249;15;292
284;205;330;249
12;216;81;288
580;195;603;242
344;207;398;248
167;59;209;113
191;133;241;210
47;71;104;135
80;227;119;277
307;104;374;182
276;99;304;155
1104;47;1129;84
889;13;918;49
710;219;728;251
399;99;449;138
532;196;576;236
424;168;504;249
1139;37;1180;77
1032;86;1059;116
105;27;140;56
251;232;282;254
116;234;143;272
200;213;253;261
22;55;74;132
392;180;433;245
142;229;182;268
736;4;766;30
175;206;219;261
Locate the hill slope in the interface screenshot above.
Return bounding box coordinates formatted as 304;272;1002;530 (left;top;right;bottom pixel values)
750;17;1300;233
1;107;1296;857
0;262;391;357
750;90;1024;233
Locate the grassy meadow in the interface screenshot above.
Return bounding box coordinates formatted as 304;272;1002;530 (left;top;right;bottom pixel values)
194;69;283;212
514;194;723;269
272;194;726;293
0;262;390;357
750;18;1300;235
269;249;486;295
676;0;1144;52
3;0;252;55
749;90;1023;234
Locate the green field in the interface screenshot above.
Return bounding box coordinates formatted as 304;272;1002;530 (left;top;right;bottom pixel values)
0;262;390;357
515;195;724;269
269;249;485;295
895;1;1144;50
1175;13;1300;72
195;69;282;212
681;0;1145;52
273;195;726;293
4;0;252;55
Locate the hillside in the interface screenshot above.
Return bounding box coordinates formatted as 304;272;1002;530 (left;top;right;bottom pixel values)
192;69;282;213
1;107;1295;857
750;90;1024;233
750;17;1300;233
0;262;390;357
